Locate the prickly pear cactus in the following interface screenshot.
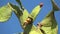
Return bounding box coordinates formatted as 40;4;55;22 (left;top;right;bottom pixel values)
0;0;60;34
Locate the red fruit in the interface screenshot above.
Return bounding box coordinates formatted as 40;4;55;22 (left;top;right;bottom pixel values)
40;3;43;7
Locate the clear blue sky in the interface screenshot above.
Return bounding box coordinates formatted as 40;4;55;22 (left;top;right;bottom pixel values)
0;0;60;34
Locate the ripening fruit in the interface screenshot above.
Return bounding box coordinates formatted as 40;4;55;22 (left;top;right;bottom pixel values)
40;3;43;7
23;17;33;25
26;17;31;23
23;16;33;28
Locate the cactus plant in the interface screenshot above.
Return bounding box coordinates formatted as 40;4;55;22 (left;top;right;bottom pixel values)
0;0;60;34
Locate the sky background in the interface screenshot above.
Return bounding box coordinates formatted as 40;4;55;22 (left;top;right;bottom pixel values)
0;0;60;34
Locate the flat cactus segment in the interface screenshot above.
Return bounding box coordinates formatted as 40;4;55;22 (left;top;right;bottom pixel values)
0;4;12;22
40;10;58;34
31;5;42;21
40;10;57;27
